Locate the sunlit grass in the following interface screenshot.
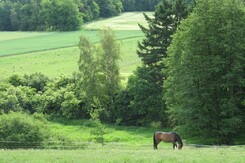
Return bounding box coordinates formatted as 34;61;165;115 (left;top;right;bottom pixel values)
0;36;142;79
84;12;153;30
0;12;150;79
0;145;244;163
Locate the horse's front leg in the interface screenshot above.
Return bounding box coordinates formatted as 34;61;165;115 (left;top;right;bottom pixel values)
173;142;177;149
155;140;161;149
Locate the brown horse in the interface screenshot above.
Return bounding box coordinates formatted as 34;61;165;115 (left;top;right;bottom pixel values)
153;132;183;149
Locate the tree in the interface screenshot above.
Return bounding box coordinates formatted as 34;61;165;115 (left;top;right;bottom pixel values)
89;98;109;146
121;0;162;11
0;1;12;30
165;0;245;144
126;66;166;126
98;28;121;107
78;28;121;120
40;0;81;31
94;0;122;17
77;0;99;22
19;0;41;31
56;0;81;31
125;0;190;126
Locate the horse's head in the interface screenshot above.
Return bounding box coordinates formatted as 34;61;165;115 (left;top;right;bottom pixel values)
178;144;183;149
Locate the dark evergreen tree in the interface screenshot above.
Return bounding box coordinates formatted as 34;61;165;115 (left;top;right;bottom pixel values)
165;0;245;144
125;0;190;126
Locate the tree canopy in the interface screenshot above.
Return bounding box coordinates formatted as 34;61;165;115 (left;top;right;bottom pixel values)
165;0;245;144
121;0;191;126
0;0;161;31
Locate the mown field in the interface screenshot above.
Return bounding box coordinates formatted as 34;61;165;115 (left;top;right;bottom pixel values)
0;12;153;80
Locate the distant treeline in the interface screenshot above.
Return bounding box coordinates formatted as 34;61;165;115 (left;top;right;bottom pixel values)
0;0;162;31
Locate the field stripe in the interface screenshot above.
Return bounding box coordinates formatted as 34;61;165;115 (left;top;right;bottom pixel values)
0;30;143;57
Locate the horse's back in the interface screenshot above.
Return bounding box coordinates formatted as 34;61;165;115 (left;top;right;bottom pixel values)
154;131;174;142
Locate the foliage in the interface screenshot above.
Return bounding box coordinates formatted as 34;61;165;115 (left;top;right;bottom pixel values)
0;82;36;114
127;66;167;126
22;73;49;92
77;0;99;22
40;0;82;31
37;75;86;119
0;0;128;31
78;28;121;120
7;73;49;92
0;112;48;149
0;0;82;31
165;0;245;144
123;0;190;126
89;98;109;146
121;0;161;11
111;90;134;125
1;74;86;119
94;0;123;17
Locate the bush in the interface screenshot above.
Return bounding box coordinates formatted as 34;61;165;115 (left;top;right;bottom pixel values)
0;83;36;114
0;112;49;149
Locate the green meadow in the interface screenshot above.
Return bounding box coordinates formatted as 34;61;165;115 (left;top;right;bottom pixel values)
0;119;244;163
0;12;153;79
1;146;244;163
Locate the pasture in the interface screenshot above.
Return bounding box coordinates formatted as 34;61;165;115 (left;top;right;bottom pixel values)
1;119;244;162
0;144;244;162
0;12;154;79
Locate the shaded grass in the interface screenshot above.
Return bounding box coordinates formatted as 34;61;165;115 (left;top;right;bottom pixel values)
46;119;156;145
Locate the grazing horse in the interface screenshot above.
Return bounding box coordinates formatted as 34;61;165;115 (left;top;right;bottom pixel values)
153;131;183;149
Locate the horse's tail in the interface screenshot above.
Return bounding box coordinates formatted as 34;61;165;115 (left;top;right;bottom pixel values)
153;132;157;149
174;132;183;148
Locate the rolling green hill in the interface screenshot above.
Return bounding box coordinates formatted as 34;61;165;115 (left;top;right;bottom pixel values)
0;12;153;79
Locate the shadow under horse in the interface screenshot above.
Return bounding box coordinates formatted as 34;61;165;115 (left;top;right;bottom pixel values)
153;131;183;149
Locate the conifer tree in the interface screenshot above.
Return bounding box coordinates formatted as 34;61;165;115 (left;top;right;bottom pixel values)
127;0;190;126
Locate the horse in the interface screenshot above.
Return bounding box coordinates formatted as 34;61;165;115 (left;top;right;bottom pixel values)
153;131;183;149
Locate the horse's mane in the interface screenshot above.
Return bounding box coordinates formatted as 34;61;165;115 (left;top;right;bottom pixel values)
173;132;183;146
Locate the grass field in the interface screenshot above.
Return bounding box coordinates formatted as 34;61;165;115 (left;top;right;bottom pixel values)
0;119;244;163
0;146;244;163
0;12;154;80
0;37;142;79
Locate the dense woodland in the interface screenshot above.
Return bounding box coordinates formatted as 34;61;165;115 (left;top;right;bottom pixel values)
0;0;244;147
0;0;163;31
